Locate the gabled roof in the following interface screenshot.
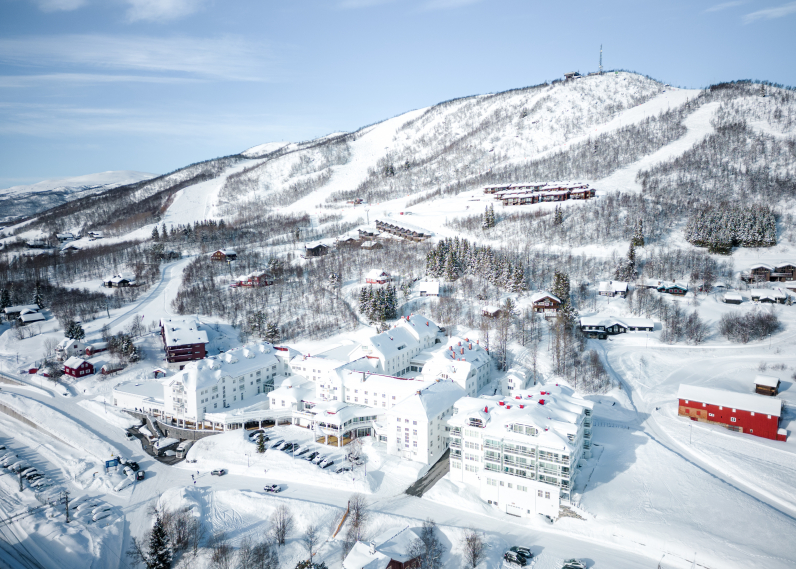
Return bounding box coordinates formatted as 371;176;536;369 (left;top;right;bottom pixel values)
598;281;628;293
365;269;390;279
753;375;780;388
64;356;88;368
387;380;464;420
530;291;561;304
160;317;209;346
677;384;782;417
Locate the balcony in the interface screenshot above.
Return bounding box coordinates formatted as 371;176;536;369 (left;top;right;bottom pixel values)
450;439;462;449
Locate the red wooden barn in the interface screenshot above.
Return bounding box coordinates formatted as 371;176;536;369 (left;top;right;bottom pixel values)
677;384;786;441
63;356;94;378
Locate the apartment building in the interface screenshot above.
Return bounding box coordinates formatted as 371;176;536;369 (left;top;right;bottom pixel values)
447;384;593;519
419;336;490;396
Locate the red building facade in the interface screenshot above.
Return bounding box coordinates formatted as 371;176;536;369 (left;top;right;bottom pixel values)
63;357;94;378
677;384;785;441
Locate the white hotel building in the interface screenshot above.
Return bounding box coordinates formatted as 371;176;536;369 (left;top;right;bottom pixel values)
447;384;593;519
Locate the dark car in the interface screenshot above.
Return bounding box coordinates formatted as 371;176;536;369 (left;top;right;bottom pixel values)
211;469;227;476
281;443;295;453
335;465;352;474
128;462;140;472
27;473;43;482
263;484;281;493
136;471;145;481
271;439;286;449
304;451;319;462
510;547;533;560
504;551;527;567
295;447;310;457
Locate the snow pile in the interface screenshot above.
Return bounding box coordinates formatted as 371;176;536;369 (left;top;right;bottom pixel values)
77;397;139;431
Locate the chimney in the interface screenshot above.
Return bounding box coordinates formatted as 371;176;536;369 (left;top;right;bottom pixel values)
449;346;453;351
484;406;488;413
476;339;479;344
369;541;376;555
469;343;472;350
460;348;464;355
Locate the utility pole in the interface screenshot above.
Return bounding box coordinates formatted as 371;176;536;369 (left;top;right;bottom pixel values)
18;471;23;492
64;491;70;523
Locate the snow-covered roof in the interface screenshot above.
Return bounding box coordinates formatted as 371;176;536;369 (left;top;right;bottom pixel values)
449;384;592;452
753;375;780;388
750;288;787;300
63;356;88;368
416;281;440;294
387;379;464;420
530;291;561;304
19;312;45;323
175;343;279;391
677;384;782;417
370;527;423;564
395;314;440;344
365;269;390;279
749;263;774;270
366;327;420;361
658;281;688;290
580;316;653;329
343;541;390;569
3;304;39;314
160;317;209;347
598;280;628;293
58;338;83;349
724;292;744;301
421;337;489;384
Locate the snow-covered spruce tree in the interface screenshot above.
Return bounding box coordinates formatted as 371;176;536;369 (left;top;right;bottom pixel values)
553;205;564;226
66;320;85;340
552;271;570;304
614;242;636;281
32;282;44;309
265;322;281;344
151;226;160;241
148;512;173;569
256;433;266;454
631;219;644;247
0;288;10;313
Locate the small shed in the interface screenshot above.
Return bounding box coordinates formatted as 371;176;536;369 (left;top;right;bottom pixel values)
723;292;743;304
417;282;440;297
211;249;237;262
754;375;780;396
482;306;502;318
304;243;329;258
19;312;46;326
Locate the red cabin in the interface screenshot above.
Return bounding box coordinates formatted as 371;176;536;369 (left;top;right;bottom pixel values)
63;357;94;378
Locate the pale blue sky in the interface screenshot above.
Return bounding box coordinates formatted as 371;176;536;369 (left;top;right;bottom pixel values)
1;0;795;185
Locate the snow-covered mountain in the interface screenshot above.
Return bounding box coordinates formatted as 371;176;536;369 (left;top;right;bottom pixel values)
0;170;153;223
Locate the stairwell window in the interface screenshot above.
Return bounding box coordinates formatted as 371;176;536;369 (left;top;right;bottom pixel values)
731;417;737;422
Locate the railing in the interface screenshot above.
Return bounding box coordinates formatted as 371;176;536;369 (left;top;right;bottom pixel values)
503;446;533;457
449;440;461;449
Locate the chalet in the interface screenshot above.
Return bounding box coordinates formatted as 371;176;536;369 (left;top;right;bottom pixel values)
749;263;773;281
342;527;422;569
19;312;45;326
358;229;378;240
677;384;786;441
482;306;502;318
564;71;582;80
56;233;75;242
211;249;237;262
723;292;744;304
63;357;94;378
530;291;561;316
304;243;329;258
88;231;104;240
772;263;796;281
103;273;136;288
657;282;688;295
598;280;628;298
57;338;86;360
754;375;780;396
580;316;654;339
416;282;440;297
160;317;209;368
336;235;361;248
374;220;430;242
361;240;383;251
236;271;274;287
161;250;181;260
748;263;796;282
60;242;81;253
26;240;48;249
365;269;391;285
3;305;40;320
750;288;787;304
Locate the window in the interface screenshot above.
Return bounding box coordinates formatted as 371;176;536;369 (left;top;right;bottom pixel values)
708;413;714;417
413;420;417;425
413;441;417;447
413;430;417;435
500;481;504;486
507;483;513;489
397;426;401;431
396;418;400;422
751;412;755;416
537;490;543;497
545;492;550;499
731;417;737;422
397;438;401;443
702;403;706;407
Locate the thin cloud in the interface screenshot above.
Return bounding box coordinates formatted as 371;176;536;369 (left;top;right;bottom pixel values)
31;0;87;12
125;0;205;22
704;1;746;12
743;1;796;22
0;73;202;88
0;35;277;82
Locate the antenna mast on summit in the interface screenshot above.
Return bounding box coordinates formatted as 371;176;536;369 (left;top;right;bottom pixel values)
599;44;603;75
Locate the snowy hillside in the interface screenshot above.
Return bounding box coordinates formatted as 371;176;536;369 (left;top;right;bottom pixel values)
0;170;153;223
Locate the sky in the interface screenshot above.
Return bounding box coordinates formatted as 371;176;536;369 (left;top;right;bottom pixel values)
1;0;795;187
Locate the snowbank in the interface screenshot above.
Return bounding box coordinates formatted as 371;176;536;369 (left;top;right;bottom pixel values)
77;397;139;431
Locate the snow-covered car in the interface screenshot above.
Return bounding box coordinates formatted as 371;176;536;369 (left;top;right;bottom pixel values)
114;477;133;492
320;460;335;469
0;445;6;451
248;429;265;439
9;461;27;473
304;451;319;462
123;466;134;478
211;469;226;476
503;551;527;566
312;454;326;464
26;473;43;482
288;444;302;454
117;456;129;466
562;560;586;569
295;447;310;457
281;443;296;453
335;465;352;474
76;502;99;513
92;508;112;522
263;484;282;493
20;467;37;477
271;439;286;449
509;547;533;560
31;478;51;489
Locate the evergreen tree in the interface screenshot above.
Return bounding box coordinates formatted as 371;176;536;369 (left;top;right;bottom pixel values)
553;205;564;226
265;322;281;344
0;288;11;312
65;320;85;340
257;433;266;454
32;282;44;309
614;242;636;281
148;512;173;569
151;226;160;241
631;219;645;247
552;271;570;304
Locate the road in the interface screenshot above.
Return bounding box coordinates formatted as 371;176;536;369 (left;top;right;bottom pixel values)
404;449;449;497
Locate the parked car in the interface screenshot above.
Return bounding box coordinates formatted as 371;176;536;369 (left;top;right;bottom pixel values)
117;456;129;465
510;546;533;560
304;451;319;462
290;444;303;454
20;467;37;477
136;471;145;481
0;445;6;451
211;469;227;476
31;478;51;489
9;462;27;473
92;508;112;522
312;454;326;464
248;429;264;439
123;466;134;478
271;439;285;449
320;460;335;469
295;447;310;457
128;462;140;472
26;473;43;482
263;484;282;493
503;551;527;566
335;465;352;474
562;560;586;569
114;477;133;492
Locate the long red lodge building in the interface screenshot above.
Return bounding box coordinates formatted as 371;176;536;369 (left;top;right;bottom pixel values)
677;384;787;441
